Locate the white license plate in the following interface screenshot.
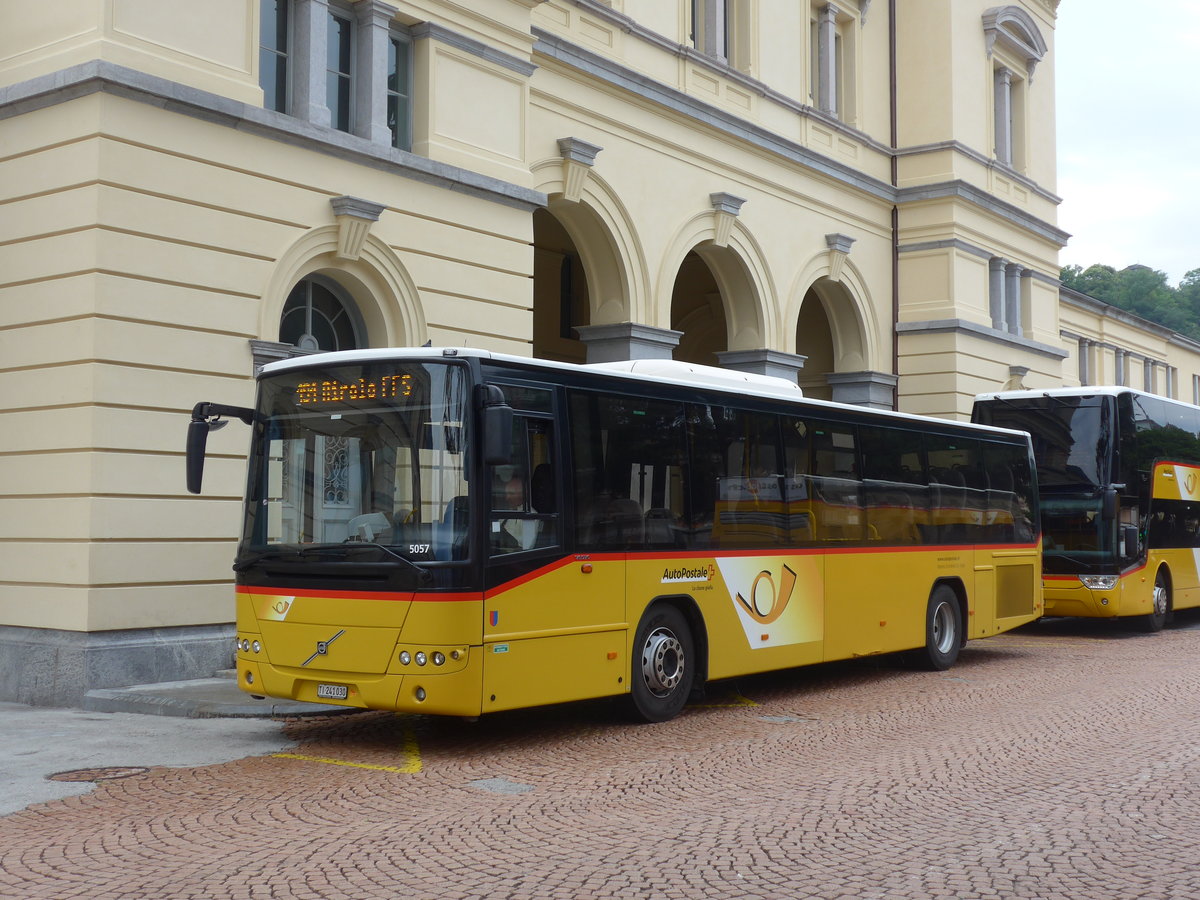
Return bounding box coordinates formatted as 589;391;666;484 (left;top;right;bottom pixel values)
316;683;349;701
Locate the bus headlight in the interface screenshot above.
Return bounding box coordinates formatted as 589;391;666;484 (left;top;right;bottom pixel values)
251;640;261;654
415;652;427;666
399;651;411;665
432;652;446;666
1079;575;1119;590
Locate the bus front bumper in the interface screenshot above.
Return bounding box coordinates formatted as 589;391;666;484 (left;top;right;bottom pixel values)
235;651;485;717
1043;573;1150;619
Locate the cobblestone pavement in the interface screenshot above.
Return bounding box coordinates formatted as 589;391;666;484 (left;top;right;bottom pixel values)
6;613;1200;900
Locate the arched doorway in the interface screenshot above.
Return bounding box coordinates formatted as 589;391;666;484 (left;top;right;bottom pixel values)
670;250;728;366
532;208;590;363
795;286;836;400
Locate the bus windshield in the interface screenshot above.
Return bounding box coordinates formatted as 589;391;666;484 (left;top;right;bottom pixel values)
239;361;471;567
976;396;1111;490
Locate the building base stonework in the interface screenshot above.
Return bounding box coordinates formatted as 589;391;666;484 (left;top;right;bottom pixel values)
0;624;235;708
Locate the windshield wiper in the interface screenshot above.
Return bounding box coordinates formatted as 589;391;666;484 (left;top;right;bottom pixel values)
234;544;433;583
342;541;434;583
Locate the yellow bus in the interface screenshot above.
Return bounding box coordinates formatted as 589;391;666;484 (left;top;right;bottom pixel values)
187;348;1042;722
975;386;1200;632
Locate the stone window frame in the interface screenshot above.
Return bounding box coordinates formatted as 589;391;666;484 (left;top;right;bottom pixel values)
259;0;292;113
808;2;860;126
983;6;1046;172
690;0;756;76
387;24;414;150
261;0;404;144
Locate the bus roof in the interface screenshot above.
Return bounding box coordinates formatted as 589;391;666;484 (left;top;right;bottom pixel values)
263;346;1030;439
975;385;1200;415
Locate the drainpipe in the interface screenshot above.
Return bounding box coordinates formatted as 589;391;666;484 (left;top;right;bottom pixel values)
889;0;899;410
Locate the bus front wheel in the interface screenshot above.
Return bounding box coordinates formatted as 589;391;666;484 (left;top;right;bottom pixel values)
912;585;962;671
1134;569;1171;633
629;605;695;723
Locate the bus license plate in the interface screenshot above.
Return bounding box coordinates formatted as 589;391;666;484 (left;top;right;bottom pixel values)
316;683;348;701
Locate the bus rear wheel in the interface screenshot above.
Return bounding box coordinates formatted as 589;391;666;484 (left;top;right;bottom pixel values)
629;605;695;723
911;585;962;670
1134;569;1171;633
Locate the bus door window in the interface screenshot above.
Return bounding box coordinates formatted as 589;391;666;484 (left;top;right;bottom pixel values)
859;426;926;545
809;422;863;542
686;406;783;549
489;416;557;556
568;392;687;550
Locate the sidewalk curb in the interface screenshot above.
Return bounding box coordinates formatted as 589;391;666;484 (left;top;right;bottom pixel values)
82;677;359;719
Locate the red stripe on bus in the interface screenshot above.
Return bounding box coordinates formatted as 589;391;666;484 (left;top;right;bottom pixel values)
234;585;481;603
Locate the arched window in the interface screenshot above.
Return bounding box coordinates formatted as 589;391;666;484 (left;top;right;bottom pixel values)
279;276;363;352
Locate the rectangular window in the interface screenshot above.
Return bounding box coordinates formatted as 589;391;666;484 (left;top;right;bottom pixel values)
569;392;688;550
925;434;986;544
808;420;863;543
388;32;412;150
687;406;783;549
326;8;354;132
260;0;289;113
859;426;927;545
810;3;853;122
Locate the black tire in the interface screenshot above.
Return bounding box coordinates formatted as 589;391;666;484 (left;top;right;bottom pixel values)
1134;568;1171;633
912;585;962;670
629;605;695;723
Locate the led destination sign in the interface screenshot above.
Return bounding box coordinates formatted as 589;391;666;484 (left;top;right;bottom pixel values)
295;373;413;406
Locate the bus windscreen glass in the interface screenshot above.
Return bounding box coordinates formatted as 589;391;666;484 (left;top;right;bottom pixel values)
978;397;1111;490
240;362;470;563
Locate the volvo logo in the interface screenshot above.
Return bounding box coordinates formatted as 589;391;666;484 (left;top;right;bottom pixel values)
300;629;345;667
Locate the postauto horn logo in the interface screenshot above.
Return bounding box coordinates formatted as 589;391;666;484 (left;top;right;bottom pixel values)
736;564;797;625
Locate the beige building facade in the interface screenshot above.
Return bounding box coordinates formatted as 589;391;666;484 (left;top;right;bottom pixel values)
1;0;1193;704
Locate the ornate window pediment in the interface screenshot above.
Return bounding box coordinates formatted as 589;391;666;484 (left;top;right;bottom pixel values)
983;6;1047;80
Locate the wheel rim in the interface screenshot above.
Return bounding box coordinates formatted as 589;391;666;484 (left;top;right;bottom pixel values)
641;627;685;697
931;601;956;654
1154;577;1168;617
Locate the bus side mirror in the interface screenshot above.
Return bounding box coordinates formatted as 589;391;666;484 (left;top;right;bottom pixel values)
186;418;215;494
1102;487;1119;520
186;402;254;494
1119;524;1140;560
480;386;513;466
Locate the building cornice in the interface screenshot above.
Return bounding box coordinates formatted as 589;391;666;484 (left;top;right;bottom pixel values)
896;180;1069;247
896;318;1068;360
0;60;547;212
411;22;538;77
1060;285;1194;347
533;27;1067;248
544;1;895;158
895;140;1061;205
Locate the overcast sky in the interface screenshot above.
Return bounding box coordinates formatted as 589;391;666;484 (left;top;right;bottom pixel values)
1054;1;1200;286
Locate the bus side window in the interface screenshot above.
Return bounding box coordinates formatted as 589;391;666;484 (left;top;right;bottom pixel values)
809;423;863;542
782;417;816;544
981;441;1036;543
859;425;926;545
686;406;783;550
568;391;687;551
926;434;985;543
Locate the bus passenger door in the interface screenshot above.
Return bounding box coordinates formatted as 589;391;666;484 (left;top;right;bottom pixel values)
481;404;627;712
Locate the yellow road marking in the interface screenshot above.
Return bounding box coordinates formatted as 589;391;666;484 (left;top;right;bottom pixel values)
691;690;759;708
272;730;422;774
